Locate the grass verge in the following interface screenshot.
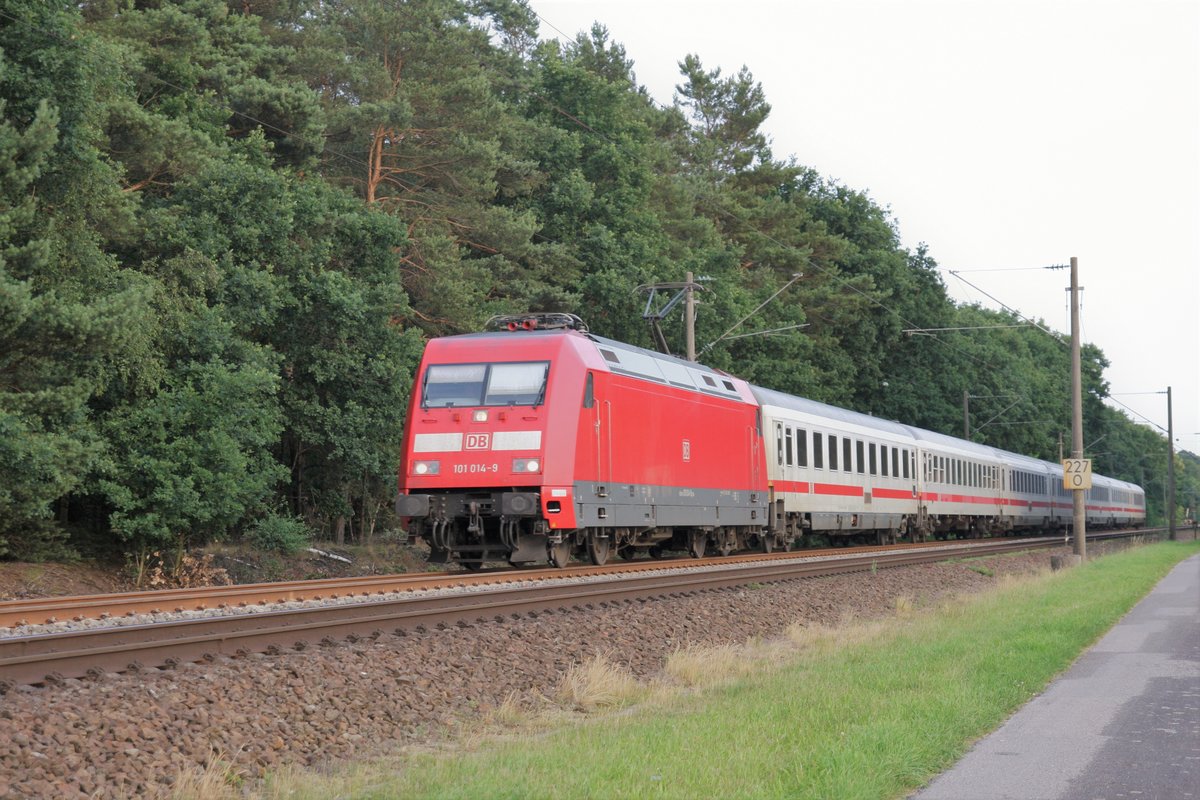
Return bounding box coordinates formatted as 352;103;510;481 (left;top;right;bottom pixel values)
215;541;1199;800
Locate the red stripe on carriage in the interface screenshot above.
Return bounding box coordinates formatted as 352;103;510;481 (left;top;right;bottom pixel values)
813;482;864;497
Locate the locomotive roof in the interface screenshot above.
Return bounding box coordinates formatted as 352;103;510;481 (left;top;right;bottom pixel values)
428;328;755;402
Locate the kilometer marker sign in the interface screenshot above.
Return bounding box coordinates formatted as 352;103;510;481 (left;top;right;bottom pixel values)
1063;458;1093;490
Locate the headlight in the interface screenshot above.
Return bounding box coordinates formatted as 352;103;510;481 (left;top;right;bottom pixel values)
412;460;440;476
512;458;541;473
472;410;488;422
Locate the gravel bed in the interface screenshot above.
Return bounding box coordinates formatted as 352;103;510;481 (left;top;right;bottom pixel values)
0;547;1077;798
0;541;1020;639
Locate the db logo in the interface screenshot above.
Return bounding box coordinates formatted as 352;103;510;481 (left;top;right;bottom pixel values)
465;433;491;450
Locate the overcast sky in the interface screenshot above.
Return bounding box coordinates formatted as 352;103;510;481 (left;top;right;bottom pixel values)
532;0;1200;458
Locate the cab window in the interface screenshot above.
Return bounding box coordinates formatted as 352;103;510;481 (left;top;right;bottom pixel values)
423;361;549;408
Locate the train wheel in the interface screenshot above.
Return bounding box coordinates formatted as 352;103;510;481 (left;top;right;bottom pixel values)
587;533;610;566
648;545;665;559
716;528;734;557
548;540;571;569
687;530;707;559
617;545;636;560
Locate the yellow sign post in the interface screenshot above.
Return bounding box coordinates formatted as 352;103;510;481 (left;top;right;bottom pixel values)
1062;458;1093;491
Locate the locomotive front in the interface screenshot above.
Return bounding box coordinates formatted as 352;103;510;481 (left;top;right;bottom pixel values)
395;315;590;569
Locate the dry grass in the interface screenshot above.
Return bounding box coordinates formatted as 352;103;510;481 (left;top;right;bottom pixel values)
482;689;529;729
554;652;646;712
168;753;245;800
664;640;789;688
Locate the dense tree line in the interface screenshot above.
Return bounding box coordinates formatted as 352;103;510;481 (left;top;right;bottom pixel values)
1;0;1193;561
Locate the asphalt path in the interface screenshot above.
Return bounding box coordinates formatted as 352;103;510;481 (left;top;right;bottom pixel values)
914;552;1200;800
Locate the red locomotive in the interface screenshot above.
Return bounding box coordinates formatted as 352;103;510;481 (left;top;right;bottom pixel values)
395;314;770;567
396;314;1145;568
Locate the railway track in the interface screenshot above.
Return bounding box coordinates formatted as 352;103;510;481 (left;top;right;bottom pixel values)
0;528;1160;690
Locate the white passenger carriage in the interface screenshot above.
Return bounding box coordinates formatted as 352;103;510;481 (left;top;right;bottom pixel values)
901;427;1006;538
752;385;1145;545
754;387;921;544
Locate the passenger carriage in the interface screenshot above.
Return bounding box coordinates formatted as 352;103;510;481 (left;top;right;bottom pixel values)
754;387;919;545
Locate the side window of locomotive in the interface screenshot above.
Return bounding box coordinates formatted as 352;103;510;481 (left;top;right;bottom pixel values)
813;432;824;469
843;438;853;473
828;435;838;471
797;428;808;467
583;372;595;409
856;440;865;474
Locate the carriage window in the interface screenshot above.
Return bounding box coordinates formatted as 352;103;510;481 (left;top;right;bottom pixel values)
776;423;784;466
828;435;838;470
902;449;910;480
892;447;900;479
798;428;808;467
856;440;865;474
813;432;824;469
785;427;794;467
881;446;889;477
843;438;853;473
869;443;878;475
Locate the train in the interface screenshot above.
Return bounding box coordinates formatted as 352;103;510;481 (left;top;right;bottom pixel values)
394;313;1145;568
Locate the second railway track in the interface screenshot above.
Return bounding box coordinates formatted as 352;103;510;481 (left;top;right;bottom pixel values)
0;530;1159;690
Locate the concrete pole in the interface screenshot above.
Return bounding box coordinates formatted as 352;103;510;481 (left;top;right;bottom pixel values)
1168;386;1176;540
685;271;696;362
1070;257;1086;559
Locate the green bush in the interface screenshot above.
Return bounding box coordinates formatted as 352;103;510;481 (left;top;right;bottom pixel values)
246;515;311;554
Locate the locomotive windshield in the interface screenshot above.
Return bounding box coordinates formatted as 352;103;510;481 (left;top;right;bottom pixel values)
422;361;549;408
